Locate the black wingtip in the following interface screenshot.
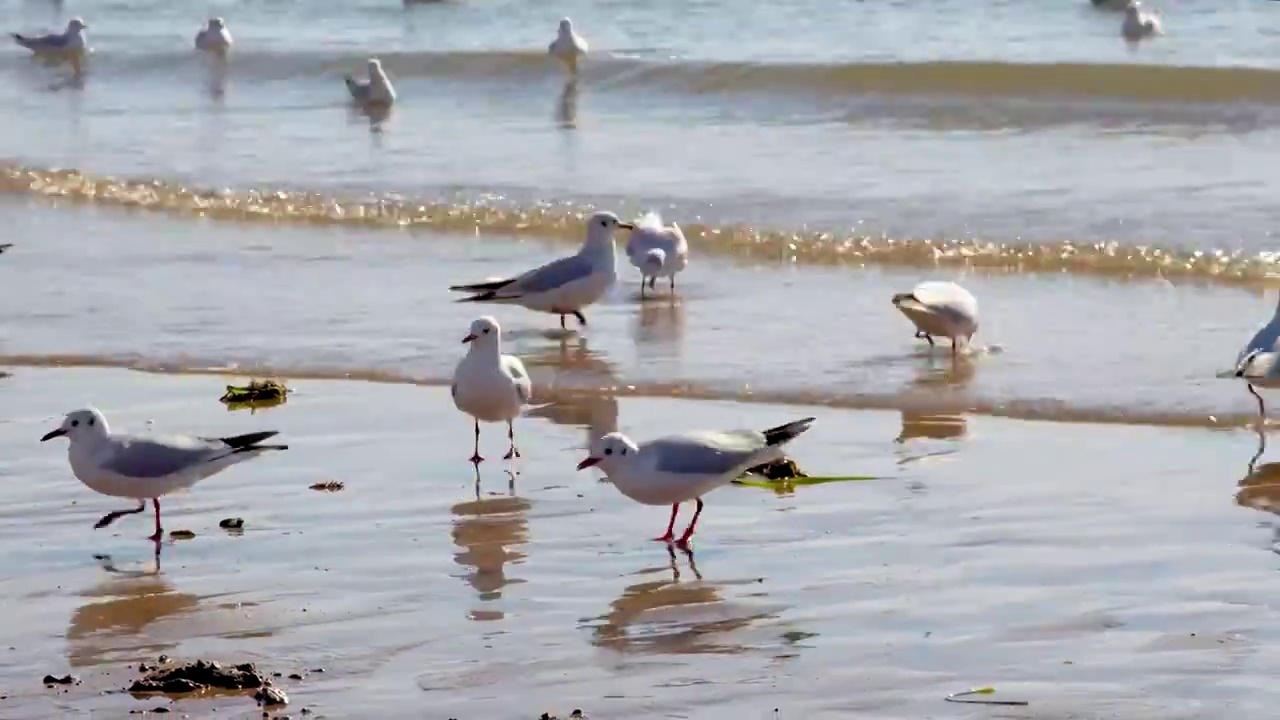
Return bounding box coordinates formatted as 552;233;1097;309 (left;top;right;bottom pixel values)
762;417;816;446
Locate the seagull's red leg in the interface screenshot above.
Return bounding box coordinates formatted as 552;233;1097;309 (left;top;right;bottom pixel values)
675;498;704;547
654;503;679;543
469;419;484;465
146;498;162;542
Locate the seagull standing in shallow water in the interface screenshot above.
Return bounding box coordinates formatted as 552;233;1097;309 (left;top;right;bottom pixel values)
892;281;980;358
548;17;588;77
626;212;689;298
576;417;815;547
448;211;634;331
1121;0;1161;41
452;316;533;464
195;17;233;58
1234;295;1280;420
41;408;287;542
345;58;397;105
12;17;88;75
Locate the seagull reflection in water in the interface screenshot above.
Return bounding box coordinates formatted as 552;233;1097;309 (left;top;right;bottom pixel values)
556;79;578;128
66;554;194;668
584;547;782;656
450;466;530;620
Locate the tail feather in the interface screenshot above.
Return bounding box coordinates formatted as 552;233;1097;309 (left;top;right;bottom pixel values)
762;417;816;446
217;430;281;449
449;277;515;293
11;33;31;48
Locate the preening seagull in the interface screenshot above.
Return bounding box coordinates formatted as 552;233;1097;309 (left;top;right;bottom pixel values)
891;281;980;357
1121;0;1161;41
345;58;397;105
625;211;689;298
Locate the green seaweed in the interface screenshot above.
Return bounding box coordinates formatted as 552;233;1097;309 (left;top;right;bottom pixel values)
732;456;878;492
220;379;289;412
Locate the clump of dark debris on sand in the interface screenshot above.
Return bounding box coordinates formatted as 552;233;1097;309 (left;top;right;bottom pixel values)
129;659;271;695
42;673;79;686
537;710;586;720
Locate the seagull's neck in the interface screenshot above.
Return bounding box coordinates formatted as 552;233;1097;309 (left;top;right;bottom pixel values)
581;233;617;261
466;340;502;361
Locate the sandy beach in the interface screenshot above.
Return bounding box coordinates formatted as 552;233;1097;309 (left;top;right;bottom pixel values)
0;366;1276;718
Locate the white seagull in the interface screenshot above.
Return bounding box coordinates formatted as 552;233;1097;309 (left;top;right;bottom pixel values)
345;58;396;105
576;417;816;547
12;17;88;71
449;211;634;330
1234;295;1280;419
452;316;533;464
892;281;980;357
1121;0;1161;41
41;408;288;542
625;211;689;298
195;17;233;57
548;17;588;77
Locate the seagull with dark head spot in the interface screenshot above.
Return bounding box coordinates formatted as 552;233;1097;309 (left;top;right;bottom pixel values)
448;211;635;330
40;407;287;542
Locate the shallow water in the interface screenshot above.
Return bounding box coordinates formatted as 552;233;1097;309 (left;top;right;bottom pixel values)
2;0;1280;274
1;367;1279;718
0;201;1272;428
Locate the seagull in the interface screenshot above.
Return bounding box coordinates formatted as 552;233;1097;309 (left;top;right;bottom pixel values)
891;281;980;358
625;211;689;298
12;17;88;72
1234;295;1280;420
195;17;233;57
576;417;816;547
40;408;288;542
548;17;588;77
345;58;396;105
1121;0;1161;41
452;316;533;464
449;211;634;330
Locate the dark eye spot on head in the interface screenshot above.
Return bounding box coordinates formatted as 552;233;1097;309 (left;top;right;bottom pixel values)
70;420;79;427
483;328;490;334
88;418;95;426
620;448;627;455
604;447;613;455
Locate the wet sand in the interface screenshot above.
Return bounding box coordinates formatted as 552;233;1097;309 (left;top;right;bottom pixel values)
0;367;1278;718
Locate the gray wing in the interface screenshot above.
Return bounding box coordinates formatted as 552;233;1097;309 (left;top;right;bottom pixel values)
651;431;766;475
502;356;533;403
497;253;595;297
100;435;227;479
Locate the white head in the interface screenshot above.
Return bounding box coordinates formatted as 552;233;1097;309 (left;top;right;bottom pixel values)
1125;0;1141;14
67;17;87;32
558;18;573;35
41;407;109;444
461;315;502;350
368;58;384;74
207;17;226;29
577;432;639;475
583;211;634;251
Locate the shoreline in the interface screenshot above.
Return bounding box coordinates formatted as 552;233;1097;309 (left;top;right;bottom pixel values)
0;356;1272;433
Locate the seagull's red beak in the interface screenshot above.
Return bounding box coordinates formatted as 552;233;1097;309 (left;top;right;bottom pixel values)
462;333;477;344
576;456;600;470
